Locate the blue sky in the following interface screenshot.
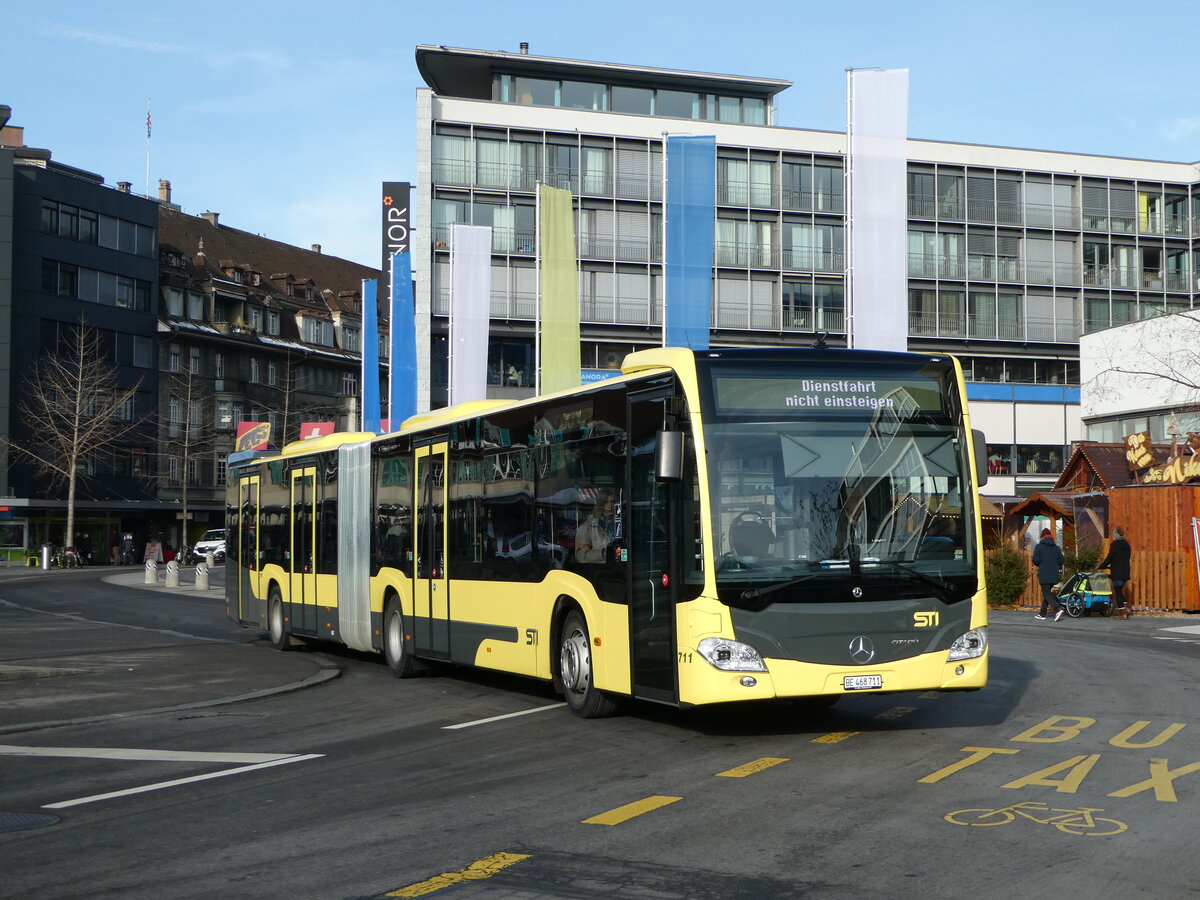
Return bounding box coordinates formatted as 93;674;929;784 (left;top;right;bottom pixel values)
5;0;1199;266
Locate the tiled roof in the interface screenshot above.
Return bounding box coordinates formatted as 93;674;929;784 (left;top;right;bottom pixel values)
158;207;379;310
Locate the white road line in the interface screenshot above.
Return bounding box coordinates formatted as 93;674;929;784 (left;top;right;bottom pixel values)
42;754;324;809
0;745;295;764
443;702;566;730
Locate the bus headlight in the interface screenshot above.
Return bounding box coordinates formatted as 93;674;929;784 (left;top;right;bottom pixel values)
947;626;988;661
697;637;768;672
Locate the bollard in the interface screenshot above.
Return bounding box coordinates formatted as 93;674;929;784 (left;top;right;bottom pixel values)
41;544;52;570
195;559;209;591
144;559;157;584
165;558;179;587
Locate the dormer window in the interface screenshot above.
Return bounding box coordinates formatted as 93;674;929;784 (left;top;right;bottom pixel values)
302;316;333;346
248;306;263;331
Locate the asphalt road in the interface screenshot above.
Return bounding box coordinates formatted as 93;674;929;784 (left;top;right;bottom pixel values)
1;568;1198;899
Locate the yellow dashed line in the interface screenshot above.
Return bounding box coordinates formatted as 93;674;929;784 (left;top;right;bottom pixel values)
387;852;531;897
812;731;862;743
876;706;917;720
582;795;682;825
716;757;790;778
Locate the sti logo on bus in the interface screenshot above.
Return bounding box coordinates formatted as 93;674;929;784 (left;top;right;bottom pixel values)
914;611;940;627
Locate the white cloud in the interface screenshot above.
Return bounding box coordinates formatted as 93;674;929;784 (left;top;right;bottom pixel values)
44;24;289;71
1159;117;1200;144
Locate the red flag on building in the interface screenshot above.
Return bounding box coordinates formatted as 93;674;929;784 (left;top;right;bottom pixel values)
235;422;270;452
299;422;335;440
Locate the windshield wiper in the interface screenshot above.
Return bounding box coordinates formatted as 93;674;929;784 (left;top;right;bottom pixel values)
865;560;957;599
740;572;825;602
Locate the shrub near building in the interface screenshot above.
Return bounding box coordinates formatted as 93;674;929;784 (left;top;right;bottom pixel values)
985;545;1029;607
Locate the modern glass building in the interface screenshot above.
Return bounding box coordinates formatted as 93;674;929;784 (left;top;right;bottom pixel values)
412;44;1200;499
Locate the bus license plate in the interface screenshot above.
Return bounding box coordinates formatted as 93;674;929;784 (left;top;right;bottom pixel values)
843;674;883;691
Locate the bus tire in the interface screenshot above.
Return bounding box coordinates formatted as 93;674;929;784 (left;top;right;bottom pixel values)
268;586;292;651
558;609;618;718
383;596;422;678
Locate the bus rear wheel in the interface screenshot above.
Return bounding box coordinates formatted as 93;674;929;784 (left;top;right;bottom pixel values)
559;610;618;718
268;586;292;651
383;597;421;678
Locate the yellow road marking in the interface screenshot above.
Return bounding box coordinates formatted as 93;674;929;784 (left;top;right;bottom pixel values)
386;852;531;897
812;731;861;743
582;795;682;825
876;706;916;720
919;691;941;699
716;757;789;778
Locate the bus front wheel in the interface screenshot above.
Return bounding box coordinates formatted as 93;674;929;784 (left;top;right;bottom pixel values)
384;597;422;678
559;610;618;718
268;586;292;651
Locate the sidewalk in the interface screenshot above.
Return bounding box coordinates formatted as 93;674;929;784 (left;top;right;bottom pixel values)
0;559;223;598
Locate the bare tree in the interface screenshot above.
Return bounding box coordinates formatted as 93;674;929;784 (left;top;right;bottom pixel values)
1083;310;1200;462
1087;309;1200;395
4;318;144;549
159;366;218;555
272;352;343;445
1085;310;1200;430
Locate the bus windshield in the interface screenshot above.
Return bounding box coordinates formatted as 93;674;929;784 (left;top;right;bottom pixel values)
700;359;976;599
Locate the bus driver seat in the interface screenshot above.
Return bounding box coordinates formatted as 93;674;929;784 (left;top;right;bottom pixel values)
730;510;776;559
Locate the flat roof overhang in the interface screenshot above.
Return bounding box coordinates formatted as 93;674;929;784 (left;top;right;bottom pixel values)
415;45;791;101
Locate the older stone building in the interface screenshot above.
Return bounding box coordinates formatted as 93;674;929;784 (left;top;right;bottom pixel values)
155;201;381;548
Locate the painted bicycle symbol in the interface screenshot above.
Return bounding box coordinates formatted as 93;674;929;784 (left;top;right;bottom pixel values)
945;801;1126;836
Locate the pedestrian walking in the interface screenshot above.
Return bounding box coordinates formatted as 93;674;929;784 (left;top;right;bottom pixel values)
1098;527;1132;619
1033;527;1066;621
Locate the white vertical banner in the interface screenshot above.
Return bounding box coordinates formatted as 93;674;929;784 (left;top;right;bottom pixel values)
449;224;491;406
847;68;909;352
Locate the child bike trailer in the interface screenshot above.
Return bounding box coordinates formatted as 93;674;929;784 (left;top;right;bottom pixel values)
1056;571;1114;617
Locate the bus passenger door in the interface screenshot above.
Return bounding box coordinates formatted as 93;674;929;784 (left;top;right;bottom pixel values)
628;388;678;704
237;475;261;626
290;467;317;634
414;442;449;658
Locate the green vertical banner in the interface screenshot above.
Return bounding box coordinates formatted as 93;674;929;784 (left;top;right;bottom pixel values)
538;184;580;394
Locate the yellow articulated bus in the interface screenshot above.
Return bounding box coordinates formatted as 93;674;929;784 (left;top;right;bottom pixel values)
227;346;989;717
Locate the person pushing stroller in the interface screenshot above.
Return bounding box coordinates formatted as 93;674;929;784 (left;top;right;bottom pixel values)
1033;527;1066;621
1098;527;1132;619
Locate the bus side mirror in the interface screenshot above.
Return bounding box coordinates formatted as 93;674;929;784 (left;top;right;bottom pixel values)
656;430;684;481
972;429;988;487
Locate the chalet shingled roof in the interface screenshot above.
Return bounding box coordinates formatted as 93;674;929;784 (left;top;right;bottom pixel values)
1054;442;1165;492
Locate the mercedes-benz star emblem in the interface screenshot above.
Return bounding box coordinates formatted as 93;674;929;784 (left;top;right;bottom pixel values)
849;635;876;664
851;586;863;598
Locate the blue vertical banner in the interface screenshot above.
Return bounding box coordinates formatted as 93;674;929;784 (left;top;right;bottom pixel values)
389;251;417;427
360;278;381;433
665;135;715;350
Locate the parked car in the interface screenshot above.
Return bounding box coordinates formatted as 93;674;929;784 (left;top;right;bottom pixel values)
190;528;226;563
494;532;567;568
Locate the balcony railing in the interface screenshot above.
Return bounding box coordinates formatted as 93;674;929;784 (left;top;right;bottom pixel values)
782;189;844;213
717;181;778;208
907;255;967;279
715;242;778;269
431;225;536;255
908;312;1079;342
781;249;844;273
